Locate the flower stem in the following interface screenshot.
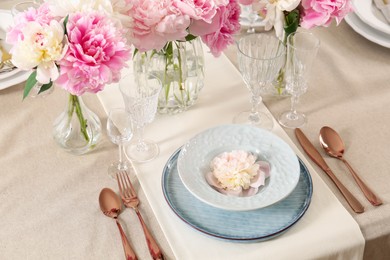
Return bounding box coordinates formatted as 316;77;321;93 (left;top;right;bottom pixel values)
69;94;90;142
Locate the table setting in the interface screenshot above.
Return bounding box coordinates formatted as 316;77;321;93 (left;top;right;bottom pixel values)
1;0;390;259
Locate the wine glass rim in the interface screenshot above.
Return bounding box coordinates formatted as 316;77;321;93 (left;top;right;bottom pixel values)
287;31;320;51
237;34;286;61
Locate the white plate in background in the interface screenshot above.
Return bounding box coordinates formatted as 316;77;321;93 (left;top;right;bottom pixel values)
345;12;390;48
353;0;390;35
0;9;30;90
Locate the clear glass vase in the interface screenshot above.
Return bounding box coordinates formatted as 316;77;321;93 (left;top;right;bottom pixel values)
53;94;101;155
133;38;205;114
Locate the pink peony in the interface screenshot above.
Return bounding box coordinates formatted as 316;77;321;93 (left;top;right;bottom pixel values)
197;0;241;57
300;0;354;29
174;0;218;23
6;3;54;45
125;0;190;52
56;12;131;95
238;0;254;5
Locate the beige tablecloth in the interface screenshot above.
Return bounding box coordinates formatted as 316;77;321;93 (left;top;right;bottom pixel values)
1;0;390;258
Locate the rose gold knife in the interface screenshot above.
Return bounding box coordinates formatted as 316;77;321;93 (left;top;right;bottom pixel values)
295;128;364;213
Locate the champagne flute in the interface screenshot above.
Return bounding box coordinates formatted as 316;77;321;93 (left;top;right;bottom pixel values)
234;33;286;130
278;31;320;128
119;73;162;163
107;108;133;179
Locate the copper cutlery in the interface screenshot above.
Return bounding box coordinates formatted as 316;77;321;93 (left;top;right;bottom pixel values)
319;126;382;206
117;171;164;260
295;128;364;213
99;188;138;260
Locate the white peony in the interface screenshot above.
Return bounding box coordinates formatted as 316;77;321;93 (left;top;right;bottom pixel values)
45;0;133;27
253;0;300;39
11;20;66;84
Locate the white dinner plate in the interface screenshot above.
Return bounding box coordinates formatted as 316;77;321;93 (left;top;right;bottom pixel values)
345;12;390;48
0;9;30;90
353;0;390;35
177;124;300;211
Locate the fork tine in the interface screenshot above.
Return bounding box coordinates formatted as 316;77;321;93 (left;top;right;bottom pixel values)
123;171;136;197
118;171;129;198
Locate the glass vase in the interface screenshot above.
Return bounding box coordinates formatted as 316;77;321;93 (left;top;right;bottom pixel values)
133;38;205;114
53;93;101;155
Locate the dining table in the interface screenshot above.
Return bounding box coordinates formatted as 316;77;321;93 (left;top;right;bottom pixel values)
1;1;390;259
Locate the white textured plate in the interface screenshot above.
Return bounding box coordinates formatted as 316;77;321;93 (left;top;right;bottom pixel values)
353;0;390;35
177;124;300;211
0;9;30;90
345;12;390;48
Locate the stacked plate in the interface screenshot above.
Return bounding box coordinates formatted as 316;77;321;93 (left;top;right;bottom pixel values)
0;9;30;90
161;124;313;242
345;0;390;48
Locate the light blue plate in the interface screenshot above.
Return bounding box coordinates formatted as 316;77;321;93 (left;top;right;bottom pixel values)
162;148;313;242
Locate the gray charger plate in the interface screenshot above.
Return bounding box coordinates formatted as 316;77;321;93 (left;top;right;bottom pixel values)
162;148;313;242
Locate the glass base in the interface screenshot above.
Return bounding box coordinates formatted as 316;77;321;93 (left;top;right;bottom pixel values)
107;162;129;180
124;139;159;163
278;111;307;129
233;111;274;130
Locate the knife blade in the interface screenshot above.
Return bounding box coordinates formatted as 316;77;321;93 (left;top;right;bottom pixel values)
295;128;364;213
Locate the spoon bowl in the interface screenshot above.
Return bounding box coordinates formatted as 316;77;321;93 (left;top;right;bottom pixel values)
319;126;382;206
99;188;138;260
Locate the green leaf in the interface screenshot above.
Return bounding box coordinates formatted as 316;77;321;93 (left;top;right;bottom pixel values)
63;15;69;35
38;81;53;94
284;10;300;36
133;48;139;58
23;71;38;99
184;34;197;42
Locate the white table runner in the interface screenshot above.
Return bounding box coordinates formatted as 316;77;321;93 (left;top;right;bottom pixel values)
97;50;365;259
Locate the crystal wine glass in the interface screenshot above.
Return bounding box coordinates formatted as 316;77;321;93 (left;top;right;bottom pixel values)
106;108;133;179
234;33;286;130
119;73;162;163
278;31;320;128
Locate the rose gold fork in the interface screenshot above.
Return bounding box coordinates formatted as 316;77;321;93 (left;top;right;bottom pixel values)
117;171;164;260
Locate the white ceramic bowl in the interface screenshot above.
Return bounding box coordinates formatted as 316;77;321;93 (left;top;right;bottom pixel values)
177;124;300;211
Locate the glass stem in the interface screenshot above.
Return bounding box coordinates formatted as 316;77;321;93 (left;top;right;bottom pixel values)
289;95;300;119
136;126;147;152
249;90;261;122
118;143;124;167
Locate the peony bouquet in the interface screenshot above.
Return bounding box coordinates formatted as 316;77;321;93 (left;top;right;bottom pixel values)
247;0;354;41
124;0;241;57
6;0;132;153
241;0;353;94
7;0;131;98
123;0;242;113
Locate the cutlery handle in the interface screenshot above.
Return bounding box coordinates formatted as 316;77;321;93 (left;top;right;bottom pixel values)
135;208;164;260
342;159;383;206
325;169;364;213
116;220;138;260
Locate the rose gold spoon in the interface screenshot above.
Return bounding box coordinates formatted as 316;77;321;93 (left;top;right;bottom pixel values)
319;126;382;206
99;188;138;260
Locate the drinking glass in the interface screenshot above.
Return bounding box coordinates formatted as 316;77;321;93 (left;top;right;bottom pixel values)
119;73;162;163
278;31;320;128
234;33;286;130
106;108;133;179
